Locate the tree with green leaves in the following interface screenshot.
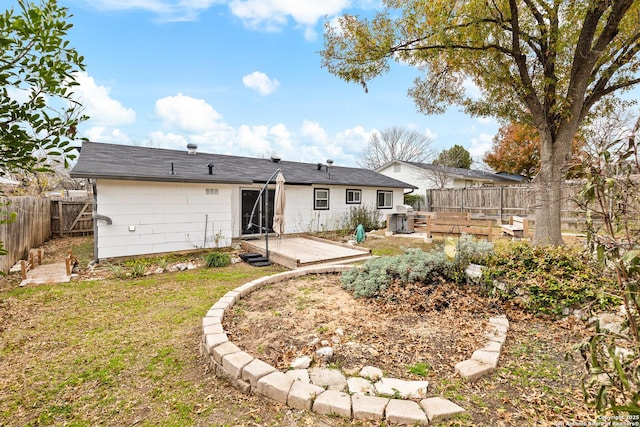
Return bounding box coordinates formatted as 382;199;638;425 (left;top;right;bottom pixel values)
434;144;472;169
322;1;640;245
1;0;86;178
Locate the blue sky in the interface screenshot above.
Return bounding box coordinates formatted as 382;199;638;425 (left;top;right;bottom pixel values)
57;0;499;168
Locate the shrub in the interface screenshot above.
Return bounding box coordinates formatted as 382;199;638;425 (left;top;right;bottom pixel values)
340;234;494;298
403;194;424;209
344;205;382;231
204;252;231;268
481;242;619;315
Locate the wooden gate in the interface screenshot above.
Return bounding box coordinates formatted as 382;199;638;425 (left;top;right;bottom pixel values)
50;200;94;237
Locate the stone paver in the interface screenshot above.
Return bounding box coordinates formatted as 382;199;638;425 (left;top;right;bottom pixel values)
351;394;388;421
385;399;428;426
221;351;254;379
212;341;241;364
455;359;495;381
471;349;500;367
286;369;310;383
256;371;295;404
204;333;228;355
312;390;352;418
242;359;276;388
420;397;466;422
287;381;325;411
347;377;375;395
202;266;510;425
374;377;429;399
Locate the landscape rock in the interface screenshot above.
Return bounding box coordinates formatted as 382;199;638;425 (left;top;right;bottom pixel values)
290;355;312;369
315;346;334;362
309;367;347;391
286;369;310;383
385;399;428;426
287;381;325;411
351;394;388;421
359;366;383;381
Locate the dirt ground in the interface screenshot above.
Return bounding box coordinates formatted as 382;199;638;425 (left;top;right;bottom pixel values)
225;272;555;380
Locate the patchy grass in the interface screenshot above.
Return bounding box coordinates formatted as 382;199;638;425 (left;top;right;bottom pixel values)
0;235;602;426
0;259;368;426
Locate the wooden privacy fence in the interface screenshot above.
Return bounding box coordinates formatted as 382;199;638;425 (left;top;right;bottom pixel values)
0;197;51;274
50;199;94;237
428;184;586;223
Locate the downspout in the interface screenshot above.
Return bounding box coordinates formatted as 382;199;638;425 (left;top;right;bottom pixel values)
90;180;112;264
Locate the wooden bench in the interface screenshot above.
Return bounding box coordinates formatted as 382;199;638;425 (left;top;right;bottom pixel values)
426;217;493;241
501;215;529;238
415;211;470;226
20;249;43;280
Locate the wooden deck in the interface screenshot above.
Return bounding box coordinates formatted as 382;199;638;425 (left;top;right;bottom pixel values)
240;235;371;269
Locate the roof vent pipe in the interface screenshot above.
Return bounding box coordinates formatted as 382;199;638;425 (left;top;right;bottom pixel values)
271;156;281;163
207;163;214;175
317;163;323;171
326;159;334;166
187;143;198;155
170;162;176;175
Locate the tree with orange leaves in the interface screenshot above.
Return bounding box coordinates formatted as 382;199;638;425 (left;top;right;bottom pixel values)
484;123;540;181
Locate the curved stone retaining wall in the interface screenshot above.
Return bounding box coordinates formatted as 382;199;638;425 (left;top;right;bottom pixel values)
201;265;508;425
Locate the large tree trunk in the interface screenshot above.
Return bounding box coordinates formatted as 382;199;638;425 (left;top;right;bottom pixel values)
532;132;573;246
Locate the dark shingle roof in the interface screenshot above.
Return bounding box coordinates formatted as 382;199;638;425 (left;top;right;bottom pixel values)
70;142;417;189
396;161;523;183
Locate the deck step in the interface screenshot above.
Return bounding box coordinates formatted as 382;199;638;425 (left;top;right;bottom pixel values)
250;260;273;267
239;253;262;261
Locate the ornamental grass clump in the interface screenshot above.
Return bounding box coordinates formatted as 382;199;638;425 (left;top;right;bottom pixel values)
204;252;231;268
341;233;494;298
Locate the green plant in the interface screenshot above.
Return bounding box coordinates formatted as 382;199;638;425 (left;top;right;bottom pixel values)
341;234;494;298
204;252;231;268
344;204;382;232
482;242;619;315
406;361;430;377
403;194;424;209
572;109;640;415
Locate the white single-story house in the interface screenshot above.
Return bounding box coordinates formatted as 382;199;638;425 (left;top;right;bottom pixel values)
70;142;417;261
376;160;523;202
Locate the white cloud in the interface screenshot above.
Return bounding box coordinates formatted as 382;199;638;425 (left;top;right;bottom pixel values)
242;72;280;96
74;72;136;126
229;0;349;40
155;93;226;133
300;120;329;144
468;132;494;159
89;0;226;21
235;123;292;155
83;126;132;144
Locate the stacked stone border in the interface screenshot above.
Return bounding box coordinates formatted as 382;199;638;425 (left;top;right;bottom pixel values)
201;265;508;425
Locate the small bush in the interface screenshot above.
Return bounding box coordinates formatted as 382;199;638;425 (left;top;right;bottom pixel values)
482;242;619;315
204;252;231;268
345;205;382;231
340;234;494;298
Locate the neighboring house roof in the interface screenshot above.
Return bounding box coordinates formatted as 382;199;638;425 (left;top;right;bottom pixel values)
376;160;524;184
70;142;417;189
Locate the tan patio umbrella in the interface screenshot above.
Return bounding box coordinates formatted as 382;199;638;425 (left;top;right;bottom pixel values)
273;171;286;236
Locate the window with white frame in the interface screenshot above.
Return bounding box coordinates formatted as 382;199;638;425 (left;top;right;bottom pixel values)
377;190;393;209
346;189;361;204
314;188;329;210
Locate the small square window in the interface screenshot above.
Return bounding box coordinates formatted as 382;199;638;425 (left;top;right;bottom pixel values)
377;190;393;209
346;189;361;204
314;188;329;210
